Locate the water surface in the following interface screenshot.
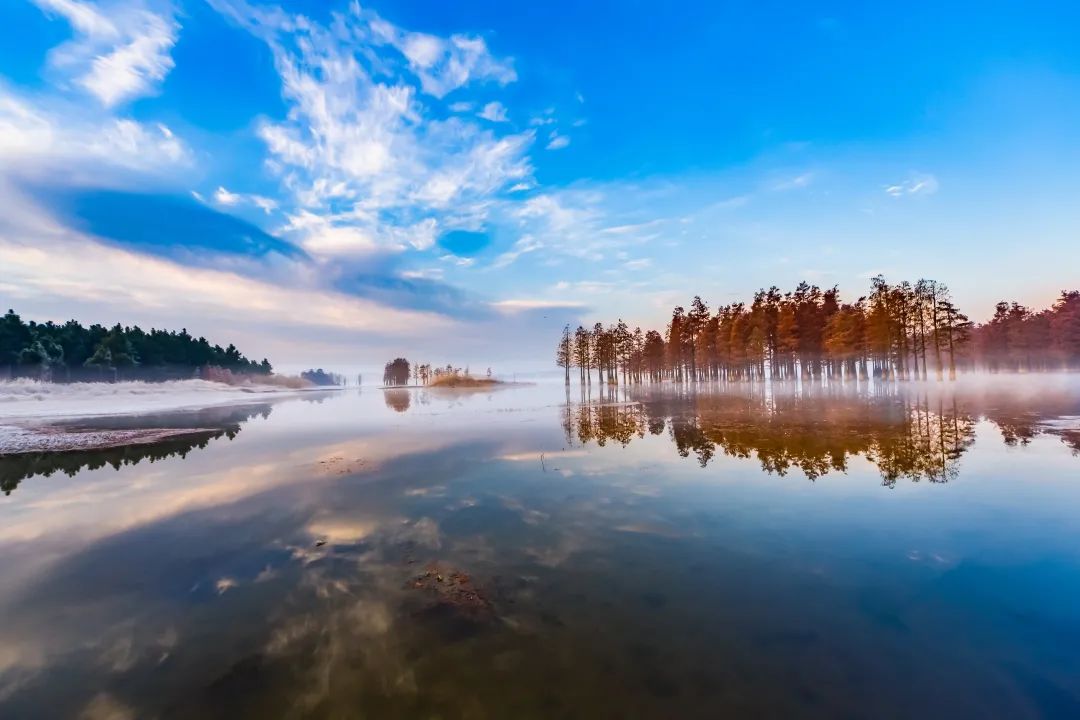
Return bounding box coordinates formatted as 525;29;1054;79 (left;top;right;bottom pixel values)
2;379;1080;718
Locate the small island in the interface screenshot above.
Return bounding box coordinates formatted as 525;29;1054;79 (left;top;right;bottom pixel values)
381;358;504;389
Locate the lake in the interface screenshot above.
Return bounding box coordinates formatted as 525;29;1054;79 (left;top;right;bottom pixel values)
2;378;1080;718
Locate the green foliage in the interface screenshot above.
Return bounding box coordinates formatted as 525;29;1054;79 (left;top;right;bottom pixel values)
0;309;273;378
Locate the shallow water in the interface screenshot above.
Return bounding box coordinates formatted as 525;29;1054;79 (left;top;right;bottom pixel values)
2;379;1080;718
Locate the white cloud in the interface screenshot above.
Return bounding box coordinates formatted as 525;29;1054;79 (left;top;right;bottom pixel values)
397;217;438;250
546;132;570;150
602;220;664;235
448;101;474;112
213;185;278;213
771;172;814;191
210;0;534;258
0;205;452;337
491;299;586;313
358;6;516;98
400;267;445;280
529;110;556;126
33;0;118;36
381;30;517;99
566;281;615;294
281;209;382;255
0;87;188;178
214;186;241;205
492;235;542;268
624;258;652;270
885;173;939;197
251;195;278;214
437;253;475;268
478;101;508;122
33;0;179;108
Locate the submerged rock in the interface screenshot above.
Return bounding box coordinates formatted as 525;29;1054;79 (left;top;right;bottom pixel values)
406;563;494;621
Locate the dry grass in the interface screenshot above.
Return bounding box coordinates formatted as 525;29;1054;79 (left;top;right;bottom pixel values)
427;374;502;389
203;366;313;388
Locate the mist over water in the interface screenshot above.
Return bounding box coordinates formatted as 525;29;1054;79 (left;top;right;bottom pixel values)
1;378;1080;718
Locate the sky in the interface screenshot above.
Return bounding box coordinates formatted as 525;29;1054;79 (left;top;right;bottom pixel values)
1;0;1079;373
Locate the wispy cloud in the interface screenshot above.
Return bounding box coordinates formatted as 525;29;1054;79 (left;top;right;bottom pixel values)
213;186;241;205
209;0;533;258
885;173;939;197
491;299;586;313
400;267;445;280
368;18;517;98
33;0;179;108
212;185;278;213
0;87;187;179
492;235;542;268
0;217;452;337
546;132;570;150
770;172;814;191
478;101;508;122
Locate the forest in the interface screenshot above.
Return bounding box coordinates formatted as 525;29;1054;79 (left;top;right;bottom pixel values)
0;309;272;382
557;277;1080;384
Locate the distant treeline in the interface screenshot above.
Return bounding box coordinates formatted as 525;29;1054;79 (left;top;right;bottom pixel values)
556;278;1080;383
977;296;1080;372
1;309;272;382
301;368;345;386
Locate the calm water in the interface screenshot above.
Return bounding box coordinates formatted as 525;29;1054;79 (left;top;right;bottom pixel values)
2;379;1080;718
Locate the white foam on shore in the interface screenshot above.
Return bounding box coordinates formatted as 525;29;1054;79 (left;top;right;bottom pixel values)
0;379;316;420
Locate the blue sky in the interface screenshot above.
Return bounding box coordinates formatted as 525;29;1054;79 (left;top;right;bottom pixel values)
2;0;1079;371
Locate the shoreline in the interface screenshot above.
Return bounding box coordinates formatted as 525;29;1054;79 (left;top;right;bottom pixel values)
0;378;344;423
0;424;220;455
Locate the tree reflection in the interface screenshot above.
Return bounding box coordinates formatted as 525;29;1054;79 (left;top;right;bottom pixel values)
566;385;984;485
384;389;411;413
0;404;271;495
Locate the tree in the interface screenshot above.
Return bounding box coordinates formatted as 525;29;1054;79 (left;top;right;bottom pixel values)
556;325;572;385
553;278;1080;383
382;358;411;386
936;299;971;379
643;330;665;381
687;296;709;381
0;309;273;381
0;310;31;374
301;368;343;386
573;326;591;385
667;307;686;382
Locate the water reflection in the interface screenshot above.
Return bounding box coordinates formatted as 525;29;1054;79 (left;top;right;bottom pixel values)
0;403;271;496
384;388;411;413
2;382;1080;718
563;382;1079;485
